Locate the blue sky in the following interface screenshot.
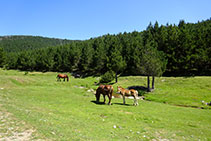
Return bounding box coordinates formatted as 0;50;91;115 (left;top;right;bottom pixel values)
0;0;210;40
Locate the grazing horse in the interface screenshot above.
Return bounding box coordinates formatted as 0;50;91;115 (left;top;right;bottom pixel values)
95;85;113;105
57;74;69;82
117;86;139;106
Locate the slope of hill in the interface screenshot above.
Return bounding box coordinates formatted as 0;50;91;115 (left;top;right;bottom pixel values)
0;35;77;52
0;69;211;140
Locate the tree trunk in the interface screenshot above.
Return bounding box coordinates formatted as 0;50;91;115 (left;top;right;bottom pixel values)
152;76;155;89
115;72;118;83
147;75;150;92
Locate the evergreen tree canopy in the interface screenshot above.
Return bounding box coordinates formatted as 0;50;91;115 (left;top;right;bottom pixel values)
0;47;5;67
2;18;211;77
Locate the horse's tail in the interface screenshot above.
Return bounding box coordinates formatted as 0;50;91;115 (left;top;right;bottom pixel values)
67;76;69;82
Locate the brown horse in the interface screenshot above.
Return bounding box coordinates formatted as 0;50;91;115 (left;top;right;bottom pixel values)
117;86;139;106
57;74;69;82
95;85;113;105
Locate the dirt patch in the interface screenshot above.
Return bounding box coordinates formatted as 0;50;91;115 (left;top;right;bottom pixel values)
0;107;43;141
1;129;36;141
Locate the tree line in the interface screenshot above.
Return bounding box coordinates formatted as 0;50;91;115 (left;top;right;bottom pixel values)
0;18;211;89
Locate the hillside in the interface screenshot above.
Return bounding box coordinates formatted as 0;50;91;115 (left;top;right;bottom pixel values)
0;69;211;140
0;35;77;52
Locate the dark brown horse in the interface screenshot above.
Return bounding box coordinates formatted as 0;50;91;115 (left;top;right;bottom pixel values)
57;74;69;82
117;86;139;106
95;85;113;105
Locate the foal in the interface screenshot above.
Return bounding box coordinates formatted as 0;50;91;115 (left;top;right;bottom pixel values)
117;86;139;106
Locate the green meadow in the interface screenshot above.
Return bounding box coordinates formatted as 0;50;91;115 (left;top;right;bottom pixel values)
0;69;211;140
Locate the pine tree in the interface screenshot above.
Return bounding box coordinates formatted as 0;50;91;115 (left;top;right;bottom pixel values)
78;42;94;73
53;49;63;71
92;39;107;74
0;47;5;67
139;40;167;91
109;44;126;83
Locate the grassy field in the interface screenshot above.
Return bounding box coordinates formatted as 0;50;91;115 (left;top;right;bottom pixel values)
0;69;211;140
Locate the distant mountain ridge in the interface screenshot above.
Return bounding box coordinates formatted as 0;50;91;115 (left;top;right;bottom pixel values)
0;35;77;52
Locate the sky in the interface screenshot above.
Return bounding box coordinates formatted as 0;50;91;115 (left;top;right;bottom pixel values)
0;0;210;40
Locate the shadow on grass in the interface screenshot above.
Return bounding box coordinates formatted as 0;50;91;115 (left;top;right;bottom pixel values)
91;101;132;106
91;100;106;105
127;86;148;91
127;86;148;96
112;103;131;106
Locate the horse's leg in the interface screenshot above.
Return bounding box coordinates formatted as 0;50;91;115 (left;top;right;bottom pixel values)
107;94;112;105
63;78;65;81
136;94;139;105
136;92;139;106
103;95;106;104
123;95;126;105
109;88;113;105
136;99;139;106
133;96;138;106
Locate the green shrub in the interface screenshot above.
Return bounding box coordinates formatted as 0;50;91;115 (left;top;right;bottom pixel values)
24;71;29;75
100;71;115;83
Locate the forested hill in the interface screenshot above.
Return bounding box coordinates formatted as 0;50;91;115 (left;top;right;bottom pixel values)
0;35;76;52
1;18;211;76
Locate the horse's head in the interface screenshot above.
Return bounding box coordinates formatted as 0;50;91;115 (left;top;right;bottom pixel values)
95;91;100;102
116;86;122;94
95;85;105;102
95;86;102;102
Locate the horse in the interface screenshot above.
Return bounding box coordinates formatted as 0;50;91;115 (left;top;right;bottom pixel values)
95;85;113;105
117;86;139;106
57;74;69;82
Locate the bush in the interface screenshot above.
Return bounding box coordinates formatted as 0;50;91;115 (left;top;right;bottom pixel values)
100;71;115;83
